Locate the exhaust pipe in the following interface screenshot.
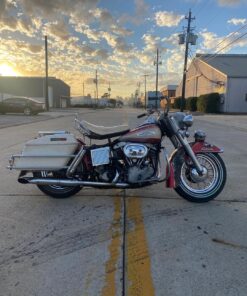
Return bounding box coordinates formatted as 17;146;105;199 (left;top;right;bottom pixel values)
18;177;130;188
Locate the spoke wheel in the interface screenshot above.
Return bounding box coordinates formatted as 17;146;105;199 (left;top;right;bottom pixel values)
34;171;82;198
24;107;32;116
175;153;226;203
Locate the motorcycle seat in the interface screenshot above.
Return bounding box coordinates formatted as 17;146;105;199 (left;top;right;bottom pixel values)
79;120;130;140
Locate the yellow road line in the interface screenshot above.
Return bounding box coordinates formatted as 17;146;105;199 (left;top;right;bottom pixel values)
101;197;122;296
126;197;155;296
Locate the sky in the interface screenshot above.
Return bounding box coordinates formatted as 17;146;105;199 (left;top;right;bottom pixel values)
0;0;247;98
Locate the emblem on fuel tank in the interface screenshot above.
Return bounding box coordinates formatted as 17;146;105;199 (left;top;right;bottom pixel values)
136;130;156;137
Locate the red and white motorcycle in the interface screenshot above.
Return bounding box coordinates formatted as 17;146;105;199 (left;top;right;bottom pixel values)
8;100;226;203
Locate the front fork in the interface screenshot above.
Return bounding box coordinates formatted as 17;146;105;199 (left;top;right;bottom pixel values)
175;132;204;175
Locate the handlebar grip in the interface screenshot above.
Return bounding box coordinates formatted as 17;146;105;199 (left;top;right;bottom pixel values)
137;113;146;118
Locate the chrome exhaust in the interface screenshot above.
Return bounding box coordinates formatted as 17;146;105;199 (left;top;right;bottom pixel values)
18;177;130;188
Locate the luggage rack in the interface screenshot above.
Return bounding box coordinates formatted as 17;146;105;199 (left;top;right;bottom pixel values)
8;154;75;170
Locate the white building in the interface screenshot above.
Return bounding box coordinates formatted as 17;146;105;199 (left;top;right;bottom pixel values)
176;54;247;113
145;91;162;108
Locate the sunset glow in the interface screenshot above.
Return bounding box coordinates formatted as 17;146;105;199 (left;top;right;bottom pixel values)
0;64;19;77
0;1;247;98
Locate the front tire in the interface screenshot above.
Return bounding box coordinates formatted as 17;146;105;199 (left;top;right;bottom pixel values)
174;153;226;203
34;171;82;198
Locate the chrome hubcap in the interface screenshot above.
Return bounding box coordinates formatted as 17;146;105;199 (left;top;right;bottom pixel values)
180;154;218;194
190;167;208;183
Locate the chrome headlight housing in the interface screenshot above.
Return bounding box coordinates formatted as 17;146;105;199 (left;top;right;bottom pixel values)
172;112;193;129
183;114;193;127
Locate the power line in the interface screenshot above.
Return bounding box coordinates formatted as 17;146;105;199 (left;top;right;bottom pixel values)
204;29;247;63
193;0;212;17
206;22;247;55
190;24;247;67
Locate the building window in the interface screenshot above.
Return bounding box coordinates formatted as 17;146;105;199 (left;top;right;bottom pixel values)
245;94;247;102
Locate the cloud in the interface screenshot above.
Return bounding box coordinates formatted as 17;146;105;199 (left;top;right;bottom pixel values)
44;21;70;41
111;25;133;37
135;0;149;17
93;8;115;27
142;33;167;53
120;0;149;25
217;0;247;6
28;44;43;53
20;0;98;17
0;0;17;18
227;18;247;25
166;49;184;73
102;32;132;53
155;11;183;27
0;16;36;36
162;33;180;47
200;29;247;52
72;24;102;42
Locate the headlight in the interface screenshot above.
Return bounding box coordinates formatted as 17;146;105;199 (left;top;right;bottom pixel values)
183;114;193;127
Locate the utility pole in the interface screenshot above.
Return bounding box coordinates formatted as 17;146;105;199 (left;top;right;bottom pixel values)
143;74;150;109
108;82;111;99
154;48;162;109
180;10;196;112
83;81;85;97
95;70;98;102
45;36;49;111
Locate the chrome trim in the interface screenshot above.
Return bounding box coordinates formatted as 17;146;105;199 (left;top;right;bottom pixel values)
66;147;86;177
13;167;69;170
19;177;129;188
176;133;204;174
183;114;193;127
112;170;120;183
10;154;76;158
123;143;148;159
157;148;169;181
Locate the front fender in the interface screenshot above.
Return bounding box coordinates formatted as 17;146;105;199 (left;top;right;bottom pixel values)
190;141;224;154
166;141;223;188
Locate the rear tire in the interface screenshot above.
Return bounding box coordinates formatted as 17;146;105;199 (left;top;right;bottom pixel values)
24;107;32;116
174;153;226;203
34;172;82;198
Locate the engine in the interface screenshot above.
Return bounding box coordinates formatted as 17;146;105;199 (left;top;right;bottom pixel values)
122;143;155;183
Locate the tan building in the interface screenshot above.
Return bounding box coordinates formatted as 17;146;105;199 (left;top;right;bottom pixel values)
176;54;247;113
161;85;177;98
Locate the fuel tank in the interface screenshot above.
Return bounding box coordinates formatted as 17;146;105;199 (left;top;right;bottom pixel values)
119;124;162;143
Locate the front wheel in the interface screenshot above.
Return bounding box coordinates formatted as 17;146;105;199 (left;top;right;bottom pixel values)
34;171;82;198
174;153;226;203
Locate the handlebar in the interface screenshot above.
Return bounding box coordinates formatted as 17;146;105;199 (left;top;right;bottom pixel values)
137;113;146;118
137;109;156;119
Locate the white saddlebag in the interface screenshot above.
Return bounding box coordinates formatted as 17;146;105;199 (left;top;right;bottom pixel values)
10;132;78;171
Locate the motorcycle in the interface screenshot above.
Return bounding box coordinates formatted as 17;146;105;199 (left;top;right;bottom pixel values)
8;99;226;203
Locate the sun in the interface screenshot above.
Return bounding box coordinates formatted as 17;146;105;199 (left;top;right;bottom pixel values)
0;64;19;76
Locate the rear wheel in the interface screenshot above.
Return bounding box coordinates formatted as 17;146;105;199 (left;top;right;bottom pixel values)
174;153;226;203
24;107;32;115
34;171;82;198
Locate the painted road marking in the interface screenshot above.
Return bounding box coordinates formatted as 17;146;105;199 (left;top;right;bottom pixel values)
126;197;155;296
101;197;122;296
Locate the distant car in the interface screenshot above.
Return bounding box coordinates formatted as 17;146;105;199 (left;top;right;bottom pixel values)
0;97;45;115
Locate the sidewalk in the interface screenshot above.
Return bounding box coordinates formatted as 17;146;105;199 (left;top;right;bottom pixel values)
0;108;95;129
195;114;247;131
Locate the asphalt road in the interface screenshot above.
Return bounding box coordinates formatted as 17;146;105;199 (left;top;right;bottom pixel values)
0;109;247;296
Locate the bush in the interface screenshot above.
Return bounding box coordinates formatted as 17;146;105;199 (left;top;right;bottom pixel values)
197;93;220;113
186;97;198;111
173;97;185;110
